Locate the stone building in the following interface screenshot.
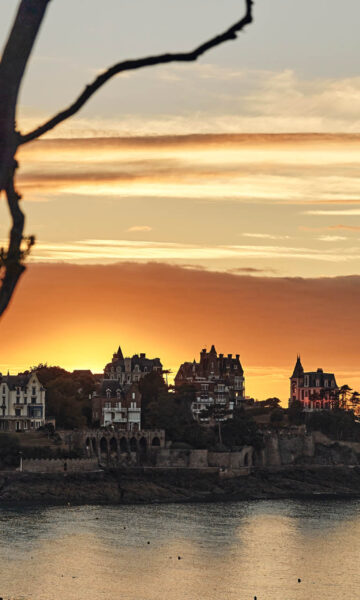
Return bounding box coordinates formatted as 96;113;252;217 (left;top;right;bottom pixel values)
289;356;338;410
92;381;141;429
104;346;162;383
92;345;163;429
175;345;245;422
0;370;46;431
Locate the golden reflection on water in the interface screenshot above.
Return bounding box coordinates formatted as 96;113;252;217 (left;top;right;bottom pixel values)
0;501;360;600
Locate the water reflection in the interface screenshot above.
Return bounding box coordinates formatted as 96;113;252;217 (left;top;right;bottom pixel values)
0;500;359;600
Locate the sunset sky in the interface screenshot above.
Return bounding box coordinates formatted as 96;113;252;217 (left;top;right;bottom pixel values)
1;0;360;402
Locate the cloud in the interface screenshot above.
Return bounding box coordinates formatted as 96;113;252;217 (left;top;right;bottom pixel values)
304;209;360;216
300;225;360;232
16;63;360;137
228;267;279;275
126;225;152;232
17;67;360;136
318;235;348;242
8;238;358;265
17;134;360;206
242;233;291;240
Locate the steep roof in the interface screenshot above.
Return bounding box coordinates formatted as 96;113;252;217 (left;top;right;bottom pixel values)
304;369;338;388
291;356;304;378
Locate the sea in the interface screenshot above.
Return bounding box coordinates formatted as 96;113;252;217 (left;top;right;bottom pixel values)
0;499;358;600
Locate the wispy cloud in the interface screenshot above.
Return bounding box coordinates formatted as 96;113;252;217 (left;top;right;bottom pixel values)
12;238;360;265
318;235;347;242
126;225;152;232
243;233;291;240
17;134;360;206
304;209;360;216
300;224;360;232
18;67;360;136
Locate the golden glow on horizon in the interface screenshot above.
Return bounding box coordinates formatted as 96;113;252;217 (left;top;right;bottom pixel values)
2;262;360;403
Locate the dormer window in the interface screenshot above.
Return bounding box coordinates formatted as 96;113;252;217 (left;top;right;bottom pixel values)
116;390;121;399
106;389;111;399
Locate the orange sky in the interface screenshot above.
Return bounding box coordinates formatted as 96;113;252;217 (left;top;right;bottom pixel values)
1;262;359;403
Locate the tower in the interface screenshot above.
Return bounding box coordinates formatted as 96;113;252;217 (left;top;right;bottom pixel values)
289;355;304;407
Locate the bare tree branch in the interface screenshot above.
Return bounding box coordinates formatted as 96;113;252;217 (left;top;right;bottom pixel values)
0;0;51;317
19;0;253;145
0;0;254;318
0;161;34;317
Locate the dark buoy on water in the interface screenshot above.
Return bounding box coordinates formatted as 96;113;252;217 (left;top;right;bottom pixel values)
178;556;181;560
298;578;301;583
147;541;150;544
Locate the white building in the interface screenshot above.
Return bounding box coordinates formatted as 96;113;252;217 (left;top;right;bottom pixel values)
0;371;46;431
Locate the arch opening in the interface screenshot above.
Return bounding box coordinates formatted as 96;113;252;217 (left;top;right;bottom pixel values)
130;437;138;452
110;437;118;454
120;437;128;452
100;437;108;455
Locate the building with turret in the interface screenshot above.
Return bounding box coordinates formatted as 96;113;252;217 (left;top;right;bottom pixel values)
175;345;245;422
289;356;338;410
92;345;163;429
104;346;162;384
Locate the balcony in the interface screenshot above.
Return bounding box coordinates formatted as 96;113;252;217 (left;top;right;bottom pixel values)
103;407;127;414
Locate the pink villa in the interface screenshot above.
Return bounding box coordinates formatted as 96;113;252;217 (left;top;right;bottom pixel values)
289;356;339;411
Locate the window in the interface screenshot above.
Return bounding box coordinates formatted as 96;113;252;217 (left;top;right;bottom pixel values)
15;408;21;417
105;402;111;409
32;387;36;395
132;392;136;400
106;389;111;399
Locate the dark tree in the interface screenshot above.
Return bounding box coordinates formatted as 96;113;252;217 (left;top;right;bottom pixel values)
0;0;254;318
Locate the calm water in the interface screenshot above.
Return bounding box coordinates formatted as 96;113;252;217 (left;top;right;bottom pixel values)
0;499;359;600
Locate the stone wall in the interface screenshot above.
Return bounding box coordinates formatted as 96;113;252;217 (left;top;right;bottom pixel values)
259;431;360;467
22;458;99;473
208;447;254;469
152;449;208;468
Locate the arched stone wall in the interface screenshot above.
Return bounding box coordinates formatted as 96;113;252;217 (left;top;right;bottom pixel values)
74;429;166;458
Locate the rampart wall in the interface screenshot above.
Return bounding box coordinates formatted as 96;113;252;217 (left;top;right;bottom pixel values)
22;458;99;473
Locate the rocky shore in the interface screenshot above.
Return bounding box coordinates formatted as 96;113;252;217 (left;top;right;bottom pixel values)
1;466;360;505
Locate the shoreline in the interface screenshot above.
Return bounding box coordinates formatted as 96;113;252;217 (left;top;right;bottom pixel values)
1;466;360;506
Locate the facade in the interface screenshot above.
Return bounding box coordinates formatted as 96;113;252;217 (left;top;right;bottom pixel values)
289;356;338;410
92;381;141;429
0;371;46;431
175;345;245;422
92;345;163;429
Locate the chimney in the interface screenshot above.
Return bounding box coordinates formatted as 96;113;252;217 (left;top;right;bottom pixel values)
219;353;223;359
228;353;232;359
236;354;240;360
140;353;146;359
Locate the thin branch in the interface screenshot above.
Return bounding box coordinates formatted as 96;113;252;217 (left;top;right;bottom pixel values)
0;161;31;317
19;0;253;145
